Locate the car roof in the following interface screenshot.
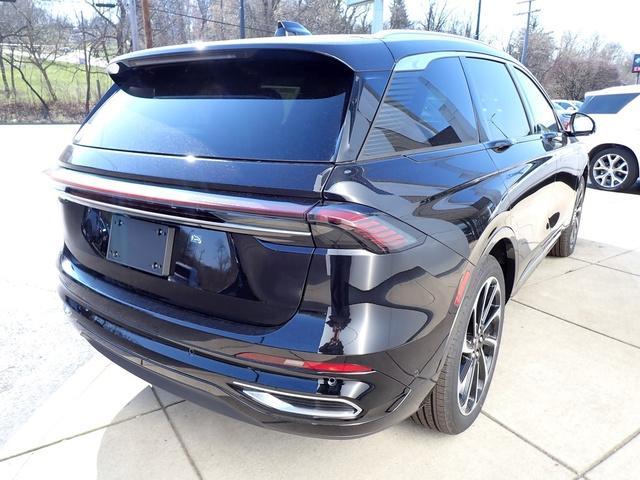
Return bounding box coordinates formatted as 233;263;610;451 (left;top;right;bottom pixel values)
111;30;516;72
585;84;640;97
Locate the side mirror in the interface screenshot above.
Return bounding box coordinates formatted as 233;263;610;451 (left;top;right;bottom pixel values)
568;112;596;136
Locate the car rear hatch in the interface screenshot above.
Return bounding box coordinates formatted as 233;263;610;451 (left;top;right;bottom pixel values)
55;48;356;328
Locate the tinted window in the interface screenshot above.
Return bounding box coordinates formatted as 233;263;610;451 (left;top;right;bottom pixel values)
74;50;353;162
464;58;530;140
581;93;639;114
361;57;478;158
513;69;559;133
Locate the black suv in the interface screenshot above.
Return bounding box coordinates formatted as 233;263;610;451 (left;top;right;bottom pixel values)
52;31;594;438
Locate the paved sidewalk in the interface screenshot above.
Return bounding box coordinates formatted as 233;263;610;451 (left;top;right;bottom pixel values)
1;126;639;479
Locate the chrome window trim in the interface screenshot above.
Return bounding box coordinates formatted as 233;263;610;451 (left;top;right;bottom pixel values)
394;50;511;72
233;381;363;420
394;51;459;72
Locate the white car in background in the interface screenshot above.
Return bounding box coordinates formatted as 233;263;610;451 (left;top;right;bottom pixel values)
578;85;640;192
553;99;582;112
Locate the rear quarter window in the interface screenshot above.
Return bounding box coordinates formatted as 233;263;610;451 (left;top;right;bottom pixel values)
581;93;640;114
361;56;478;159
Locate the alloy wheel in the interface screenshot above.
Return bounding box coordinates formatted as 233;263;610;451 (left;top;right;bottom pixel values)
592;154;629;189
569;180;585;250
457;276;502;416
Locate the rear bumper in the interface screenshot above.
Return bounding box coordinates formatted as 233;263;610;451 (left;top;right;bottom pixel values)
59;254;440;438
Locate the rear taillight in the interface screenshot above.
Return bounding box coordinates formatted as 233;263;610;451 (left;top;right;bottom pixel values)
235;352;373;373
49;168;425;254
307;203;425;254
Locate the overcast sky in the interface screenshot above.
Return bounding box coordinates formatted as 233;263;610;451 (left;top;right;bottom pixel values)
405;0;640;53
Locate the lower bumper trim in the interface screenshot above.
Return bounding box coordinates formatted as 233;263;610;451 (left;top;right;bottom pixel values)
233;382;362;419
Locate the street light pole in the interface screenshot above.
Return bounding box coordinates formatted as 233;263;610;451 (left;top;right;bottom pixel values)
474;0;482;40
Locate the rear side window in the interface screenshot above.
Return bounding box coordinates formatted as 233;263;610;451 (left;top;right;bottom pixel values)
74;50;354;162
513;69;559;134
581;93;640;114
361;57;478;158
463;58;530;140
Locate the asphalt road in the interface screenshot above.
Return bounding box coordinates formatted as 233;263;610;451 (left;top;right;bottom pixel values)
0;125;93;447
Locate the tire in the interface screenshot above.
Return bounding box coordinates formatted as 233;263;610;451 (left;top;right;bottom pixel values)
550;176;586;257
589;147;638;192
411;255;505;434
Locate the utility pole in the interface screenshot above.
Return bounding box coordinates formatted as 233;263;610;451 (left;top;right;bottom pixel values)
516;0;540;66
127;0;140;51
141;0;152;48
239;0;246;39
474;0;482;40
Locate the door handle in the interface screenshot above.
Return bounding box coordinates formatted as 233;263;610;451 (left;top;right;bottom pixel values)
487;139;515;152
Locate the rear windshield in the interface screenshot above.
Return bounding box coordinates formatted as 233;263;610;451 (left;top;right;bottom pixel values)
74;50;354;162
580;93;639;114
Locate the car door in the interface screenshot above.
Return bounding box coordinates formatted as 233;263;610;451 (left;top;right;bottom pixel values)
510;66;578;233
461;56;559;275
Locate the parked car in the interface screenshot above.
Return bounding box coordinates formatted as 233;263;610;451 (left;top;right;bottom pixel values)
51;31;593;438
553;99;582;113
553;104;573;130
578;85;640;191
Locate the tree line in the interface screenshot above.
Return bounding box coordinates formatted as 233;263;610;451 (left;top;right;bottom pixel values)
0;0;635;123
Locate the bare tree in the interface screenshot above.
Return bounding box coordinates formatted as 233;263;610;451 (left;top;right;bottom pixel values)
545;33;625;99
4;46;50;119
419;0;451;32
10;1;71;102
85;0;130;55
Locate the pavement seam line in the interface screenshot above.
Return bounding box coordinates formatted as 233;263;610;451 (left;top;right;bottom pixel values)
151;387;203;480
521;262;591;288
593;247;636;263
480;411;579;475
0;405;165;463
512;300;640;350
593;262;640;278
579;426;640;477
573;245;634;266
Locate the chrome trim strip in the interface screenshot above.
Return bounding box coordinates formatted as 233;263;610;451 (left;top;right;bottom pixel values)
59;192;311;239
49;167;312;219
394;50;511;72
233;382;362;420
394;51;458;72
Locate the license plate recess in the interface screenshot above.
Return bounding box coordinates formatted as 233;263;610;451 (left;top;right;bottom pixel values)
106;214;174;276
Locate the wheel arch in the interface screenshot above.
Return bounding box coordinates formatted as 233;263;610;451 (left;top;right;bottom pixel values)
478;227;517;302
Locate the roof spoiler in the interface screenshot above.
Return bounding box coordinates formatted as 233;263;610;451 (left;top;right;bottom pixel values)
274;21;311;37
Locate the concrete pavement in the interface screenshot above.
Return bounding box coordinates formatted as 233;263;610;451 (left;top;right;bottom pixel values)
1;125;639;479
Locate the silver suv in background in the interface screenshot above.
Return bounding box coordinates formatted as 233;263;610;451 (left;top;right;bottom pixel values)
579;85;640;191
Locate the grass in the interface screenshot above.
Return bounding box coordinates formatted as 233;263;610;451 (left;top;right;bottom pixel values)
0;59;112;122
2;59;112;104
